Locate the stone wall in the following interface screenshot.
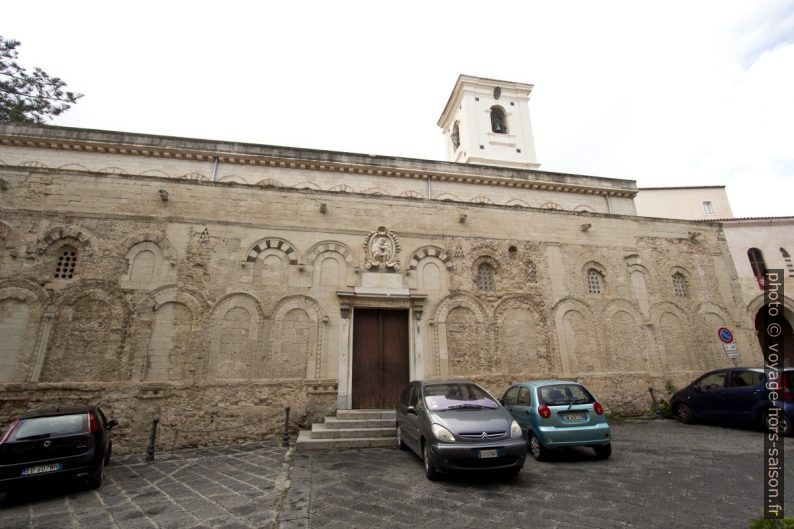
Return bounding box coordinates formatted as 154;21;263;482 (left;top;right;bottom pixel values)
0;126;760;454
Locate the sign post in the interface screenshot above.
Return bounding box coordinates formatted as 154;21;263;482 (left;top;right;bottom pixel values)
718;327;738;365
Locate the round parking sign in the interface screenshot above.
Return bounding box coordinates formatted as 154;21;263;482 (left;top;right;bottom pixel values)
717;327;734;344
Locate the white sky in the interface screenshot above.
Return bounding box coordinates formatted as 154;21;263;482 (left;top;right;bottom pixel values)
5;1;794;217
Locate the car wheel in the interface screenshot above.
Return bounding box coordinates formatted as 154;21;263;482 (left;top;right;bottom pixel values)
593;443;612;459
397;427;407;450
85;462;104;490
104;441;112;465
675;404;695;424
764;412;793;436
422;442;440;481
529;433;548;461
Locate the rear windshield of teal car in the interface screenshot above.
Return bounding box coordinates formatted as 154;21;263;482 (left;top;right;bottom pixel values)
10;414;87;441
423;383;498;411
537;384;594;406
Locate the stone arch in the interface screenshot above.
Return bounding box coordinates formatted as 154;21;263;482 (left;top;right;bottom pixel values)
242;237;298;265
304;240;357;268
35;226;96;257
551;297;601;374
329;184;354;193
603;299;651;373
21;160;48;168
255;177;285;188
433;192;463;202
402;190;422;198
363;187;390;196
217;175;246;184
669;265;693;298
432;293;491;376
494;295;550;375
120;232;177;288
649;301;696;373
574;204;597;212
540;201;563;210
407;245;452;272
132;285;208;382
471;195;495;204
43;284;130;382
694;302;739;369
98;166;127;174
269;295;323;379
506;198;531;208
0;282;48;382
293;181;321;190
205;293;265;380
315;253;344;287
58;163;90;171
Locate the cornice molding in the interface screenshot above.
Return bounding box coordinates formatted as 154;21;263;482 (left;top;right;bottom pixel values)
0;134;636;198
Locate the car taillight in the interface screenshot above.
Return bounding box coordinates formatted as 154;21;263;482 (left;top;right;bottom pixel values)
87;413;98;432
538;405;551;419
593;402;604;415
783;377;793;402
0;419;19;444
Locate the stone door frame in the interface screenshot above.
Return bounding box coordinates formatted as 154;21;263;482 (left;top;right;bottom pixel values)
335;290;426;409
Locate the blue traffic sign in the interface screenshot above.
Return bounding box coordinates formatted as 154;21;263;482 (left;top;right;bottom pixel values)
717;327;734;344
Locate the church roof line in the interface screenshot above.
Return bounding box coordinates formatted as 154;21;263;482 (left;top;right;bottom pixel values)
0;123;637;197
637;185;726;190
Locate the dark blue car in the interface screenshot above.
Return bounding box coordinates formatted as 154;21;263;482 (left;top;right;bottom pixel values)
670;367;793;435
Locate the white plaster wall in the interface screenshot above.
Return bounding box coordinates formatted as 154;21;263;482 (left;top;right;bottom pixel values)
634;188;733;220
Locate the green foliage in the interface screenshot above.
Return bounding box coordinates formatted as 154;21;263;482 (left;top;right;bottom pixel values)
650;380;678;418
748;515;794;528
0;35;82;124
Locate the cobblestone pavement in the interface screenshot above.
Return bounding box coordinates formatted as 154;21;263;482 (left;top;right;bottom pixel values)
1;442;290;529
295;420;794;529
2;421;793;528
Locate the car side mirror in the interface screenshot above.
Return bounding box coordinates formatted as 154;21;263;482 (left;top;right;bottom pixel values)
108;419;119;430
406;406;417;415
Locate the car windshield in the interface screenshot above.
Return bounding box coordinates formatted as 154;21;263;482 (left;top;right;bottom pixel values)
537;384;594;406
10;414;87;441
423;383;498;411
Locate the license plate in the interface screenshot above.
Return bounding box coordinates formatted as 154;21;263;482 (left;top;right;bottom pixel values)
562;412;586;421
21;463;62;476
477;449;499;458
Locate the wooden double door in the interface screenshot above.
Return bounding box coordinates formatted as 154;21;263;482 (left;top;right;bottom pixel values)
352;309;409;409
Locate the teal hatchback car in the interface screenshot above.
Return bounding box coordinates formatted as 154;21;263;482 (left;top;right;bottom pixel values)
500;380;611;461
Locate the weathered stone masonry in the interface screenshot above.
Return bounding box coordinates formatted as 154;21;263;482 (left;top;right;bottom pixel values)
0;124;759;454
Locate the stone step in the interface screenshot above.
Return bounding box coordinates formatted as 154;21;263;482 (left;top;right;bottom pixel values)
336;409;396;421
323;417;396;430
310;423;395;439
295;430;397;451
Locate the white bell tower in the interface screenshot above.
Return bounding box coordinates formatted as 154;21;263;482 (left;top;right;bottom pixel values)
437;74;539;169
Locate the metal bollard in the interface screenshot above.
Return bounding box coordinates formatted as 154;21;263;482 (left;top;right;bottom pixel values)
146;416;160;462
648;388;662;420
282;406;291;448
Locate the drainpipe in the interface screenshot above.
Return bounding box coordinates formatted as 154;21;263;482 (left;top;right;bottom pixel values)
426;175;432;199
211;156;219;182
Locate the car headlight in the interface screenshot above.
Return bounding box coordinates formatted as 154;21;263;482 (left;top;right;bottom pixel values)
510;420;522;439
431;423;455;442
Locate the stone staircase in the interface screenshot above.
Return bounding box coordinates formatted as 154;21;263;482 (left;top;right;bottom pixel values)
295;409;397;451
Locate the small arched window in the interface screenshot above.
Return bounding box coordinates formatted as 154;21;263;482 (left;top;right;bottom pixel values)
586;269;603;294
747;248;766;279
54;246;78;280
450;121;460;150
672;272;688;298
490;106;507;134
477;263;495;291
